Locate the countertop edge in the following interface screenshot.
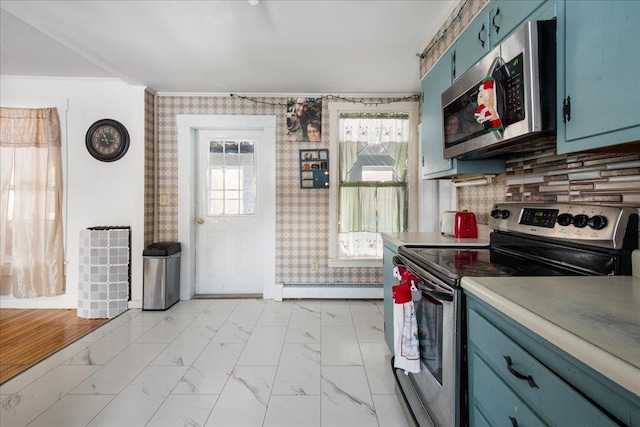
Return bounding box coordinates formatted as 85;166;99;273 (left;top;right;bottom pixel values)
462;278;640;397
381;232;489;248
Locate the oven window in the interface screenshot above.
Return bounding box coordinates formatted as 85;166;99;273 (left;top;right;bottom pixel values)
415;293;443;385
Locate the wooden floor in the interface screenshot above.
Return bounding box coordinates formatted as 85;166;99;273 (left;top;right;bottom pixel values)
0;309;109;384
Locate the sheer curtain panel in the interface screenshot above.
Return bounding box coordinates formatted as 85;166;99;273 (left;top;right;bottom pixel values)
337;114;409;258
0;107;64;297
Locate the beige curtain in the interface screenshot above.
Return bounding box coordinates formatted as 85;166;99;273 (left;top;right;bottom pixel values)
0;107;64;298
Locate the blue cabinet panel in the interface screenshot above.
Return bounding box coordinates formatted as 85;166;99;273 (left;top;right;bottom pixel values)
452;13;491;81
468;308;618;427
472;353;545;427
489;0;547;45
557;0;640;153
383;240;399;351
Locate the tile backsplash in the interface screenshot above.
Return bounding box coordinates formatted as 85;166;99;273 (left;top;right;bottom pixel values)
459;150;640;224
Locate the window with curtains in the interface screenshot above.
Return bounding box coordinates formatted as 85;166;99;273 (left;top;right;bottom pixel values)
328;102;418;263
0;107;64;298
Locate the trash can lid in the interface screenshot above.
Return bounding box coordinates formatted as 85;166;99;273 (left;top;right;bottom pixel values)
143;241;181;256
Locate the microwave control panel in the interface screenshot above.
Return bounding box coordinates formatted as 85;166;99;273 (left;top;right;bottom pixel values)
499;52;525;126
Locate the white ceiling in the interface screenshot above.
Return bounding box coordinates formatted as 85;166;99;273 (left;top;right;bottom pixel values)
0;0;457;95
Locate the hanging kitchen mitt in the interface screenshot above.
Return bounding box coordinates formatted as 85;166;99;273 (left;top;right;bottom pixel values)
474;77;504;132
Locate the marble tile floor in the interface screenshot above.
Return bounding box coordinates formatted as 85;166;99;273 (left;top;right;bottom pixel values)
0;299;412;427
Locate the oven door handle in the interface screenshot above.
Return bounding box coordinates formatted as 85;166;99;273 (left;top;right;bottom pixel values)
396;254;456;293
397;253;455;301
424;289;454;302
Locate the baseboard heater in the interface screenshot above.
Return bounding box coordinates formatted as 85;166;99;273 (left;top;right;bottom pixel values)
281;283;382;299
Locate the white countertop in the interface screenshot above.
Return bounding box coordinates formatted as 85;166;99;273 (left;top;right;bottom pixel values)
462;275;640;396
381;232;489;248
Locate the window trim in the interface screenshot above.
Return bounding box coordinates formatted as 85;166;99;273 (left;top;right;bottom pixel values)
327;101;420;267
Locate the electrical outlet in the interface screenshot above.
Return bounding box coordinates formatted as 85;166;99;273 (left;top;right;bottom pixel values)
312;259;319;271
159;195;170;206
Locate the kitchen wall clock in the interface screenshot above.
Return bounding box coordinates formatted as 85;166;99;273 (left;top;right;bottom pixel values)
85;119;130;162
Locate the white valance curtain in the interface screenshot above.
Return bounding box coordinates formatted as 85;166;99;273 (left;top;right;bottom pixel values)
0;107;64;298
338;115;409;258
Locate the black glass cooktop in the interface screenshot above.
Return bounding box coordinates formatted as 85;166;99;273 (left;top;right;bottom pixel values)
407;248;517;280
399;245;599;284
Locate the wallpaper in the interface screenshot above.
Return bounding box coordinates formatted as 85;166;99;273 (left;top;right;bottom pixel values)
153;96;382;285
144;90;155;248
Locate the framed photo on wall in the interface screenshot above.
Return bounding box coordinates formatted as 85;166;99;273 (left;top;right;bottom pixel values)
286;97;322;142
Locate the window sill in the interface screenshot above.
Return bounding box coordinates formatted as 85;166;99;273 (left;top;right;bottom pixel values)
328;258;383;268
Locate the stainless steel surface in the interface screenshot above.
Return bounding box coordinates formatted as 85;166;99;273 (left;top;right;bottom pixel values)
143;253;181;310
442;20;555;159
488;203;638;250
395;253;462;427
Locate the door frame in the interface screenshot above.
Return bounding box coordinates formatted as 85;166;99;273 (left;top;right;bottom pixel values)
177;114;277;300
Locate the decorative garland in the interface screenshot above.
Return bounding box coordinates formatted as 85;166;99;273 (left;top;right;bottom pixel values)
417;0;470;59
229;93;421;107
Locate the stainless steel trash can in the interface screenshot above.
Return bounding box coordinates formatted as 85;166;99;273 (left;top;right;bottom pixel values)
143;242;181;310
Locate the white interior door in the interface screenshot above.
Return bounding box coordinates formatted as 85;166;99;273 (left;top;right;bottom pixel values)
195;128;275;295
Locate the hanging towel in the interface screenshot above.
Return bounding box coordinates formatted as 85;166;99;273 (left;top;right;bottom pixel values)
392;278;420;374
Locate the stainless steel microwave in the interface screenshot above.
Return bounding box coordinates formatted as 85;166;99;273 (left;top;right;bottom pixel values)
442;20;556;159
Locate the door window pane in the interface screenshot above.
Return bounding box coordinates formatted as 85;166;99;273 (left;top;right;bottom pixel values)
206;140;255;216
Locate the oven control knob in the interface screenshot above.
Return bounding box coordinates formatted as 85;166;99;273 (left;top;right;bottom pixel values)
557;213;573;226
491;209;510;219
588;215;608;230
572;214;589;228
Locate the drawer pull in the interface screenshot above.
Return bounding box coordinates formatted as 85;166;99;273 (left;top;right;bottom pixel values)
503;356;539;388
509;416;518;427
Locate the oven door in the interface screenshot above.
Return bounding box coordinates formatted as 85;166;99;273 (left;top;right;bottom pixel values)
395;255;463;427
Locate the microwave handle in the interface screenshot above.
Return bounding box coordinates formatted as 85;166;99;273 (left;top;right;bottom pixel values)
486;55;506;78
485;55;506;140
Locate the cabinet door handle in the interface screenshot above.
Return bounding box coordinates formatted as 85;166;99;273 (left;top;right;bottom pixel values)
509;416;518;427
478;23;486;48
503;356;539;388
563;96;572;123
452;50;457;79
493;7;501;34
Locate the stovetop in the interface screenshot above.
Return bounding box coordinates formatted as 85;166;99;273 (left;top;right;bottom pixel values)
406;248;516;279
399;203;638;283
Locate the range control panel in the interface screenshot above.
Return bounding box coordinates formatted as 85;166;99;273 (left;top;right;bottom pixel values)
488;203;638;249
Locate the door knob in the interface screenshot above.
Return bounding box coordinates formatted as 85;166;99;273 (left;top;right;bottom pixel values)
196;218;204;224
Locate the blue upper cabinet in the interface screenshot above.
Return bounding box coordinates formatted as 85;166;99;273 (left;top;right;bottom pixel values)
452;13;491;81
489;0;548;46
557;0;640;154
451;0;550;80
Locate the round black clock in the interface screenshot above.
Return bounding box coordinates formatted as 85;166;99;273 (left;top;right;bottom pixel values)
85;119;130;162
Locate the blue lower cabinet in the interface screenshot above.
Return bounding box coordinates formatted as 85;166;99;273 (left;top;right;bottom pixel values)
471;353;545;427
382;241;399;352
466;294;632;426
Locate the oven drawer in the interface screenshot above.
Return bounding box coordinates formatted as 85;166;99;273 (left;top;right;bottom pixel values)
471;353;544;426
468;308;618;427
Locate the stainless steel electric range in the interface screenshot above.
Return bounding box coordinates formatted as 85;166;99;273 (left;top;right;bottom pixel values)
392;203;639;427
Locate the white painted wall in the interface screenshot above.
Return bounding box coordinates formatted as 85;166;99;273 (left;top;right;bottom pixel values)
0;76;146;309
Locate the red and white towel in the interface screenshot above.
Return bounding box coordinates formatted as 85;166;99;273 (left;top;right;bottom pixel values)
392;266;420;374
